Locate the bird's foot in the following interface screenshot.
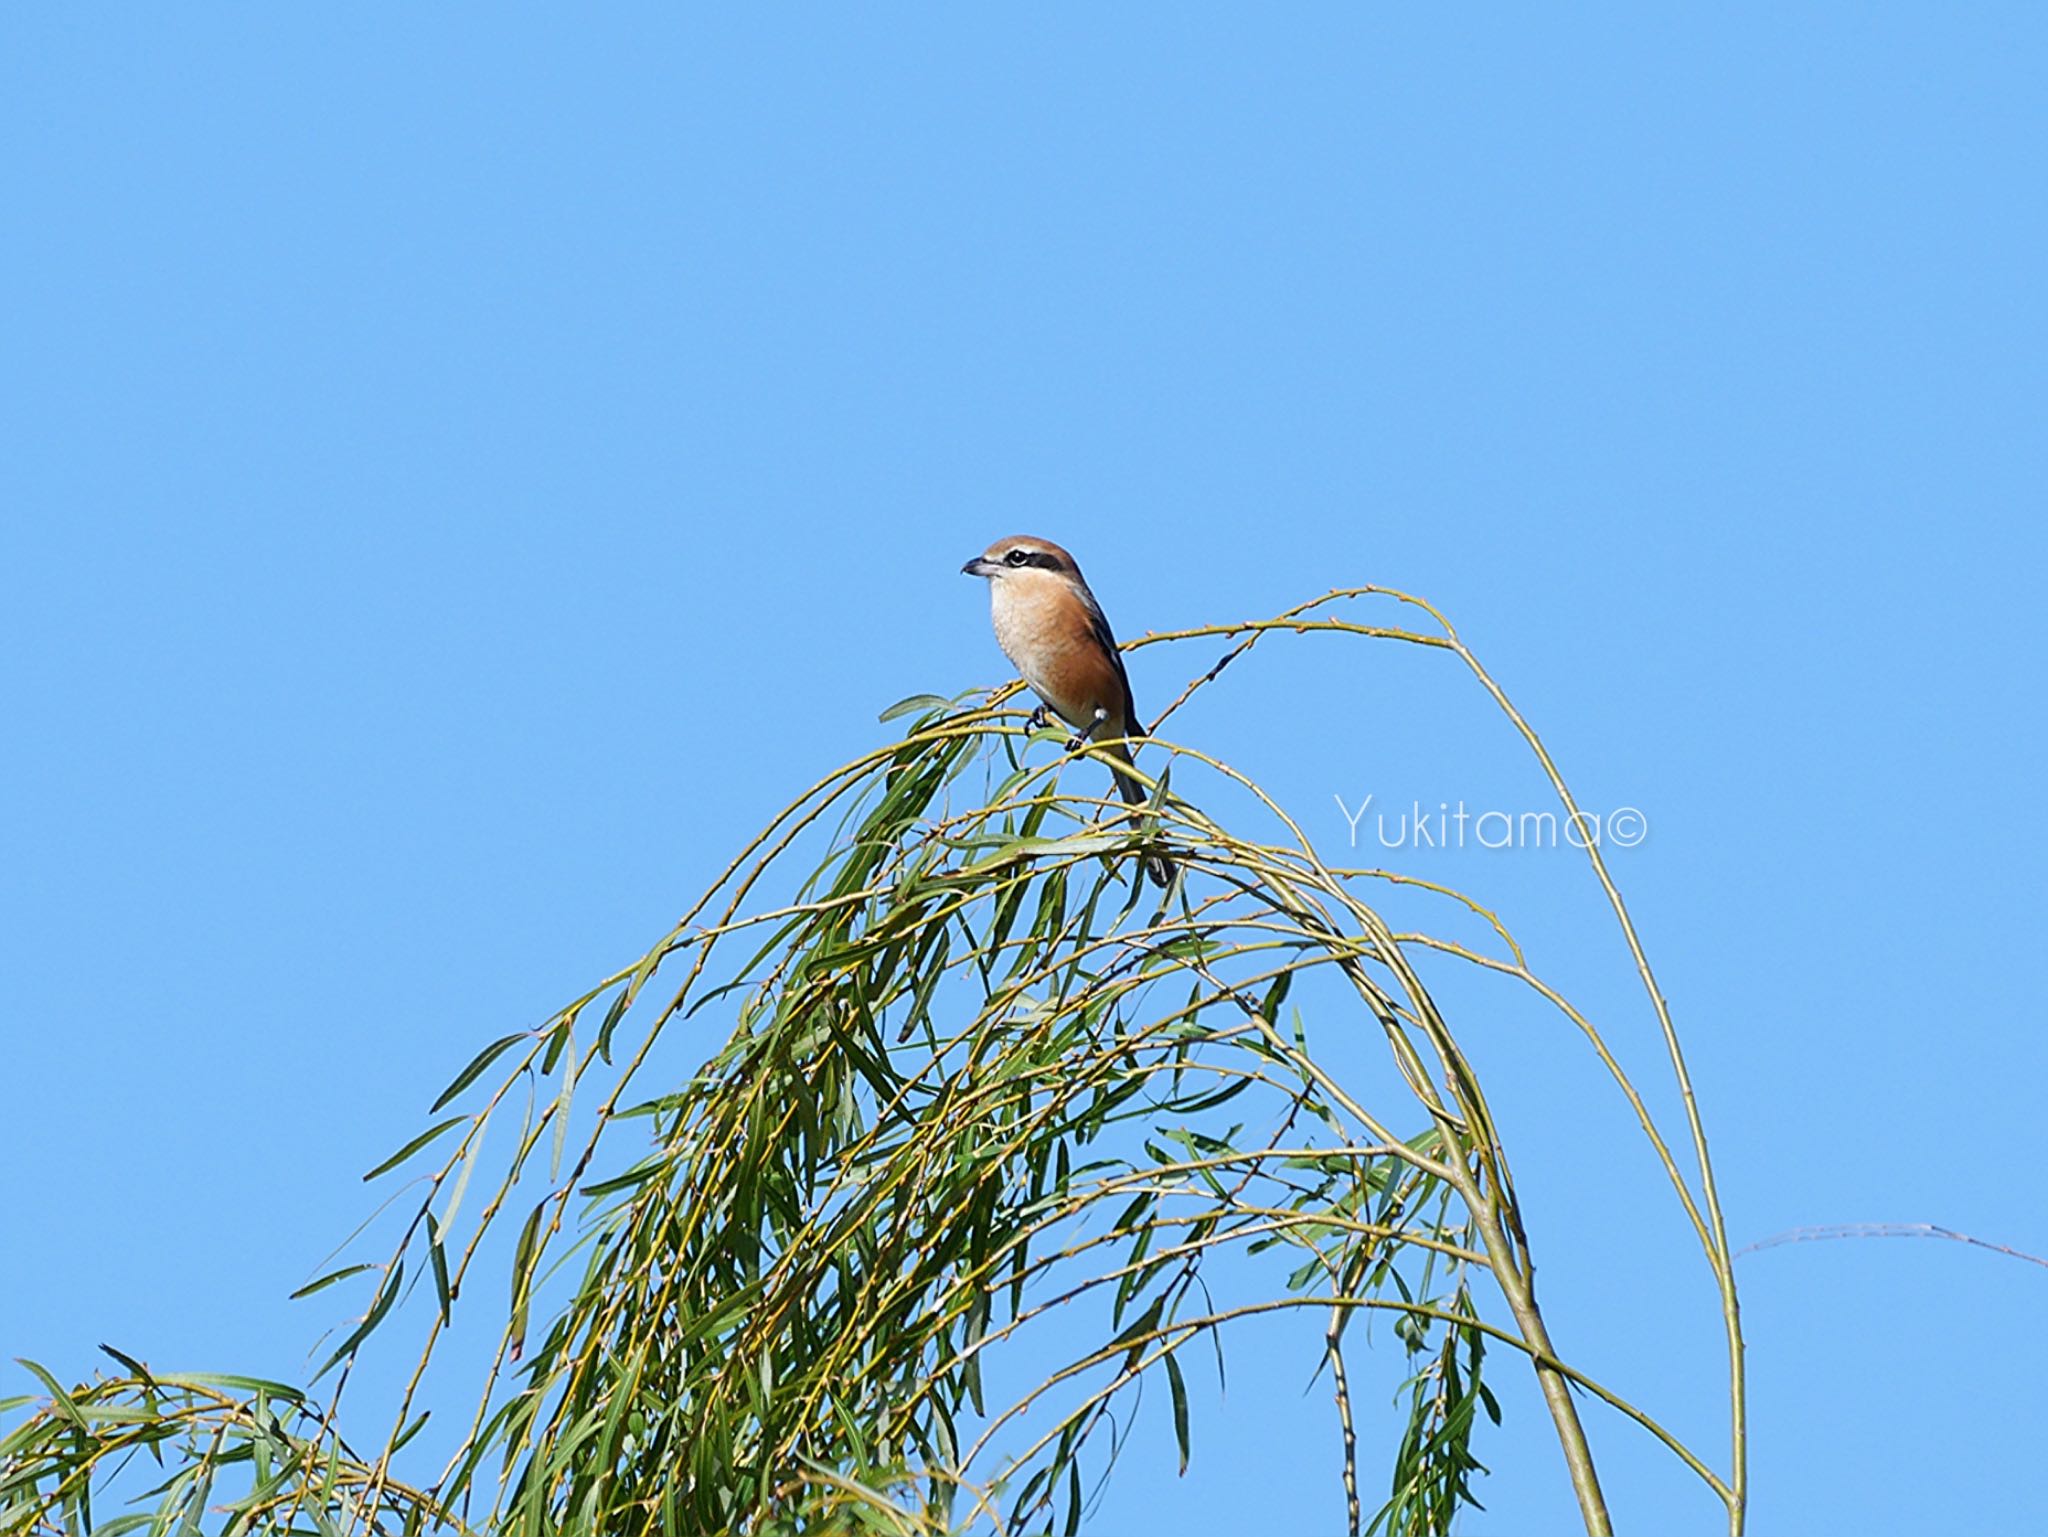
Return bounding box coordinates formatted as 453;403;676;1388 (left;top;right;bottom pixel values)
1068;706;1107;753
1027;704;1052;732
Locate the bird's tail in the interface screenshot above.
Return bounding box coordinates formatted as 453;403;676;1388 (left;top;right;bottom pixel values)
1107;740;1174;889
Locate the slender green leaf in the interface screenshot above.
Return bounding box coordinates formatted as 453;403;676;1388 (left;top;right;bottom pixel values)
430;1032;529;1113
1165;1348;1191;1475
878;693;951;723
361;1116;467;1182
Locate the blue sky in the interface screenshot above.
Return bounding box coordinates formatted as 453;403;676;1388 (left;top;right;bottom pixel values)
4;6;2044;1533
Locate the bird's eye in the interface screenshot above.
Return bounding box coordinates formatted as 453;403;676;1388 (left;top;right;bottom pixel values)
1005;549;1030;566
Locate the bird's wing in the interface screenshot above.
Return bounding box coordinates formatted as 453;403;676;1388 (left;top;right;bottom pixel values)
1080;589;1144;738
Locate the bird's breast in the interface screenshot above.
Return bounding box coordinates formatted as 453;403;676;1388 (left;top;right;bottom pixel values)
990;581;1121;729
990;583;1061;671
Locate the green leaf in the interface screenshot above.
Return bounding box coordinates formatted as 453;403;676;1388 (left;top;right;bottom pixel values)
550;1031;578;1182
289;1264;376;1301
439;1108;489;1237
361;1116;467;1182
596;982;634;1065
878;692;951;724
154;1372;306;1405
1260;967;1293;1024
313;1261;404;1380
427;1214;453;1326
13;1358;85;1429
540;1008;578;1076
508;1202;545;1360
579;1156;667;1199
1164;1348;1191;1475
96;1343;154;1386
430;1032;529;1113
1110;1295;1167;1369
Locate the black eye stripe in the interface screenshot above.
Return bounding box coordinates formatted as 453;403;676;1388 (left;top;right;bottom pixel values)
1004;549;1062;571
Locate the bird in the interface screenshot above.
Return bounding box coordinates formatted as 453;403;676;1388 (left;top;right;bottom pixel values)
961;535;1173;888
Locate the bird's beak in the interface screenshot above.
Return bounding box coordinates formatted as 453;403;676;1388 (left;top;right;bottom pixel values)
962;556;996;577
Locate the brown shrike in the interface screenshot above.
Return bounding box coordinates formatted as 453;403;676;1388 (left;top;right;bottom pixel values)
962;536;1172;888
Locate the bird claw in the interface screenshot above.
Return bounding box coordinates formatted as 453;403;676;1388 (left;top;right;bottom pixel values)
1027;704;1104;752
1069;706;1106;753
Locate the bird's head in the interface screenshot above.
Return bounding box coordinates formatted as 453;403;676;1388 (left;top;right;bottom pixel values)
960;536;1082;583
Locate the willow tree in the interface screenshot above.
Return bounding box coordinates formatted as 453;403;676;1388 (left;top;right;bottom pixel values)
0;588;1745;1536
